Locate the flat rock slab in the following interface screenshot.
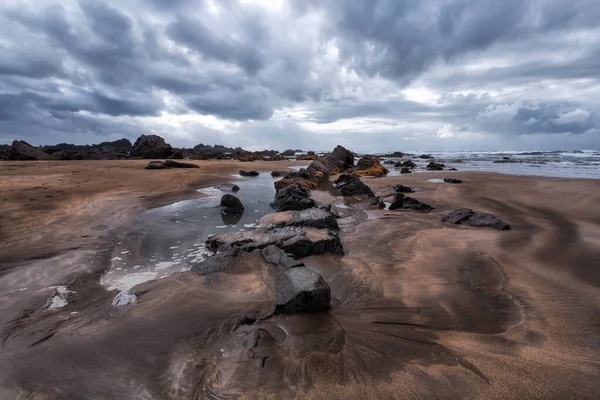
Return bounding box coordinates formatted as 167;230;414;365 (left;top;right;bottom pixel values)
274;267;331;314
206;226;343;258
442;208;511;230
260;208;339;230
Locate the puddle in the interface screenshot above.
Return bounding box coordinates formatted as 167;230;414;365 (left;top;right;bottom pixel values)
101;172;282;305
427;179;445;183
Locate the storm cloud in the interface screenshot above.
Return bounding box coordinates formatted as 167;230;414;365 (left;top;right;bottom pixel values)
1;0;599;151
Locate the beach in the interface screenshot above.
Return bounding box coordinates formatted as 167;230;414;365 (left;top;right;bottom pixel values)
1;160;599;399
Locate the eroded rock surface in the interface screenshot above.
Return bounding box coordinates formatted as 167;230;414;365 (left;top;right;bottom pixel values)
271;185;316;211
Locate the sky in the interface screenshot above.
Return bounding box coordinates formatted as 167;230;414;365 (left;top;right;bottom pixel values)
1;0;599;152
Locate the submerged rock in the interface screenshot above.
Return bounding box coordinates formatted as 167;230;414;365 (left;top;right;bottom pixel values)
274;267;331;314
400;167;412;174
220;194;244;214
388;193;434;211
145;160;199;169
335;174;375;197
444;178;462;184
419;154;434;159
271;185;316;212
239;170;260;177
426;162;445;171
442;208;511;230
402;160;417;168
393;184;414;193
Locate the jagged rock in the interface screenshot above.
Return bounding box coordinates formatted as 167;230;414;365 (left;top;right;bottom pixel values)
400;167;412;174
271;170;288;177
306;145;354;177
271;185;316;212
393;184;414;193
389;193;434;211
442;208;510;230
132;135;173;159
353;155;388;177
220;194;244;214
403;160;417;168
9;141;53;161
260;208;339;230
444;178;462;184
240;170;260;177
261;245;304;270
206;227;343;259
274;267;331;314
335;174;375;197
145;160;199;169
426;162;445;171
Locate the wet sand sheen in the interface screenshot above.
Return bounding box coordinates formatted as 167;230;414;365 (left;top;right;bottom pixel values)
0;162;599;399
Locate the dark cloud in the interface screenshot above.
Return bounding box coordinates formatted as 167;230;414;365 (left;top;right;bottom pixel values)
0;0;599;149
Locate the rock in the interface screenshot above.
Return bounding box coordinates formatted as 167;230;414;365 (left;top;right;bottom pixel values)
503;157;510;160
281;149;296;156
448;168;458;171
382;151;404;158
442;208;511;230
207;227;343;258
260;208;339;230
239;170;260;177
306;145;354;177
132;135;173;159
389;193;434;211
353;155;388;177
393;184;414;193
9;141;53;161
383;160;395;165
274;267;331;314
443;178;462;184
356;155;378;170
220;194;244;214
145;160;199;169
261;245;304;270
402;160;417;168
418;154;434;159
335;174;375;197
271;170;288;177
191;251;235;276
271;185;316;212
297;154;318;161
232;185;240;192
426;162;445;171
400;167;412;174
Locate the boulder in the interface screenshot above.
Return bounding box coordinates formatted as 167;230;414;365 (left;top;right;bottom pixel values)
443;178;462;184
132;135;173;159
271;170;289;177
400;167;412;174
353;155;388;177
389;193;434;211
442;208;510;230
306;145;354;177
274;267;331;314
393;184;414;193
260;208;339;230
232;184;240;192
9;141;53;161
335;174;375;197
271;185;316;212
426;162;445;171
403;160;417;168
145;160;199;169
240;170;260;177
220;194;244;214
383;160;395;165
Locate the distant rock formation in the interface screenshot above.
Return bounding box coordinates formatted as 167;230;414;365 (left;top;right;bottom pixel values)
131;135;173;159
9;141;53;161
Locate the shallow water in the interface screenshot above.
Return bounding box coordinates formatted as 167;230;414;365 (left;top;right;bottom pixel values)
101;172;281;304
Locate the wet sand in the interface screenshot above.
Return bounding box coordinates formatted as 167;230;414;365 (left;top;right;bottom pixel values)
1;162;599;399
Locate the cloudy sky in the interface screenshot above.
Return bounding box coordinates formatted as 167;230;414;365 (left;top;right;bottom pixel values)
1;0;599;152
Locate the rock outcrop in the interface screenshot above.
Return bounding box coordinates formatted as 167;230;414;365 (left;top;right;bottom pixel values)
335;174;375;197
388;193;434;211
220;194;244;214
131;135;173;159
352;155;388;177
9;141;53;161
145;160;199;169
271;185;316;212
442;208;511;230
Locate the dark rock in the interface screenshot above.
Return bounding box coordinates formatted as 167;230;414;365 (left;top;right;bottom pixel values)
306;145;354;177
448;168;458;171
232;185;240;192
502;157;510;160
220;194;244;214
383;160;395;165
274;267;331;314
382;151;404;158
132;135;173;159
145;160;200;169
393;184;414;193
240;170;260;177
389;193;434;211
271;185;316;212
271;170;288;177
260;208;339;230
261;245;304;270
9;141;53;161
443;178;462;184
400;167;412;174
426;162;445;171
191;251;234;276
356;155;378;170
0;145;10;160
281;149;296;156
334;174;375;197
442;208;510;230
403;160;417;168
418;154;434;159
